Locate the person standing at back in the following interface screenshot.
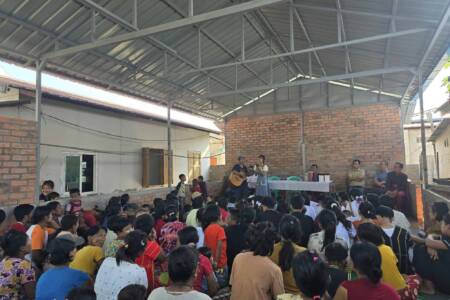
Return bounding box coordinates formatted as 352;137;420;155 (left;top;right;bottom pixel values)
347;159;365;195
254;154;270;197
228;156;249;200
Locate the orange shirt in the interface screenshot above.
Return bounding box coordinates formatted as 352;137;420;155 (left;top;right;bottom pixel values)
26;224;48;250
204;223;227;268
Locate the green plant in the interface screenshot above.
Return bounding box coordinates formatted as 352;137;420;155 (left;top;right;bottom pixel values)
443;56;450;93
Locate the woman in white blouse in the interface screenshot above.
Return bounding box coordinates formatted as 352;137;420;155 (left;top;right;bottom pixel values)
95;230;148;300
254;154;270;197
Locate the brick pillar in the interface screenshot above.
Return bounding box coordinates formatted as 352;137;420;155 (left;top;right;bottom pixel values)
0;116;37;205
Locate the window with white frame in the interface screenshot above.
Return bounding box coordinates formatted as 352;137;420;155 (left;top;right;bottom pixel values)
64;154;95;193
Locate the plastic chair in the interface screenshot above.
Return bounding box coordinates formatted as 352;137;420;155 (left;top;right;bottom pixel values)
268;176;281;199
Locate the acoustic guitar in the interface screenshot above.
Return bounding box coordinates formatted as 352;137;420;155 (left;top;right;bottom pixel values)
228;170;247;187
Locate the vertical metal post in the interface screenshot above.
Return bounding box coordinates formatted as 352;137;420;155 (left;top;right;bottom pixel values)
234;62;238;90
132;0;138;27
90;9;96;42
418;70;428;186
269;38;273;84
164;51;168;75
167;101;173;189
273;89;277;113
326;82;330;107
35;60;45;203
289;4;294;52
432;142;439;179
299;86;306;176
337;10;342;43
197;28;201;68
308;52;312;78
241;14;245;61
188;0;194;17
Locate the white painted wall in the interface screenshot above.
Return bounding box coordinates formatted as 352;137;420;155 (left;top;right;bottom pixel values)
0;97;211;195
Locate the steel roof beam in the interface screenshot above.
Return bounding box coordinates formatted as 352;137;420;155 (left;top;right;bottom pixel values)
336;0;355;88
177;66;415;99
75;0;255;107
0;8;213;104
292;8;327;76
0;46;223;119
162;28;428;77
159;0;269;85
252;10;305;76
293;3;440;24
42;0;288;60
400;1;450;120
378;0;398;101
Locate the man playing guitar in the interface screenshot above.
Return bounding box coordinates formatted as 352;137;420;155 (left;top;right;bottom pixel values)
228;156;249;201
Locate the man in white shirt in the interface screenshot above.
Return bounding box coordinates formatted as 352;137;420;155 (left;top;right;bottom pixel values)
393;209;411;231
379;195;410;231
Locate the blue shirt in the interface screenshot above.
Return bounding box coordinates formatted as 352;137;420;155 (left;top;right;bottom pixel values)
36;266;89;300
376;170;388;182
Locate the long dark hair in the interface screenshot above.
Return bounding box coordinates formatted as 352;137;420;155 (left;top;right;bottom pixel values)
292;251;329;298
317;209;337;251
358;201;376;219
327;200;352;231
245;222;277;256
278;215;302;272
115;230;147;265
351;241;382;284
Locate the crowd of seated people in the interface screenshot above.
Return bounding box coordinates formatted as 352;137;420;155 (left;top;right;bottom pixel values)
0;174;449;300
347;160;411;217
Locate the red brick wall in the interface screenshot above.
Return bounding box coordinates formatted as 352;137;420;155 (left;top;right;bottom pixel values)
0;116;36;205
225;112;301;176
225;104;405;190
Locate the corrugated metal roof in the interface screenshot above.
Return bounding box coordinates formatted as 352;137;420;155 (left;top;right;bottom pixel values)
429;118;450;141
0;0;448;120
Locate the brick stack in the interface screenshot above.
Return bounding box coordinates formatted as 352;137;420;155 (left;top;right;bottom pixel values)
0;115;36;205
225;103;405;190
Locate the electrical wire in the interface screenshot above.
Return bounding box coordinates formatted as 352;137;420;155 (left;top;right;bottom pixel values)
22;105;223;143
40;143;225;159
